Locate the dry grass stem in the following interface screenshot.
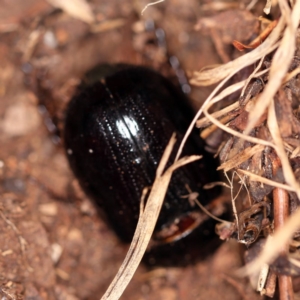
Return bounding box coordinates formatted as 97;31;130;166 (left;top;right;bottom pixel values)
237;169;296;192
190;22;282;86
176;71;240;161
283;66;300;83
218;144;265;172
194;68;268;137
176;68;269;161
202;100;275;148
194;198;229;223
200;114;233;139
101;134;201;300
141;0;165;15
267;100;300;198
245;0;300;134
240;56;265;97
224;171;246;225
196;101;239;128
291;146;300;158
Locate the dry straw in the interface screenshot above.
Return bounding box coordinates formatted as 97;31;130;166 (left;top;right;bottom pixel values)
101;135;202;300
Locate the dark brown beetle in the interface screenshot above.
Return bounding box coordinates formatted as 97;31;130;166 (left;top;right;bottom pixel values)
64;65;221;263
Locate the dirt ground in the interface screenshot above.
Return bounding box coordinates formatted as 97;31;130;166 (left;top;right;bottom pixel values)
1;0;299;299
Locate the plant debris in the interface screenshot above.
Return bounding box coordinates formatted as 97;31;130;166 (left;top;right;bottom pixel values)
191;0;300;297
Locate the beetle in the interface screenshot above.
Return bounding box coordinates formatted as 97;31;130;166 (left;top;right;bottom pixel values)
64;64;221;263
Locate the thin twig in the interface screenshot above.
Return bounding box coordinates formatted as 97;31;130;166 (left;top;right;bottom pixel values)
141;0;165;15
101;135;201;300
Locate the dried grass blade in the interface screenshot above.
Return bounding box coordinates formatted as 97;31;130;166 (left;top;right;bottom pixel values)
267;100;300;198
190;17;284;86
196;101;240;128
283;66;300;83
237;169;296;192
202;100;274;148
196;67;269;128
218;144;265;172
176;68;270;162
245;0;300;134
101;134;201;300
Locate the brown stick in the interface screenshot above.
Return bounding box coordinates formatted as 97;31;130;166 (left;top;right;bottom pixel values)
273;187;294;300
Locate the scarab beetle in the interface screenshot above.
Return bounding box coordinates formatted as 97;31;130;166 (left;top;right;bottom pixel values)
64;64;221;252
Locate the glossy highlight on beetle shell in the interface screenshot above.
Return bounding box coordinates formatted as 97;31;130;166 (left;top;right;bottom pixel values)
64;65;220;244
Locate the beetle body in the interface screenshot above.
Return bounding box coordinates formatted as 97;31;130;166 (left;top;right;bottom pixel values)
64;65;220;245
